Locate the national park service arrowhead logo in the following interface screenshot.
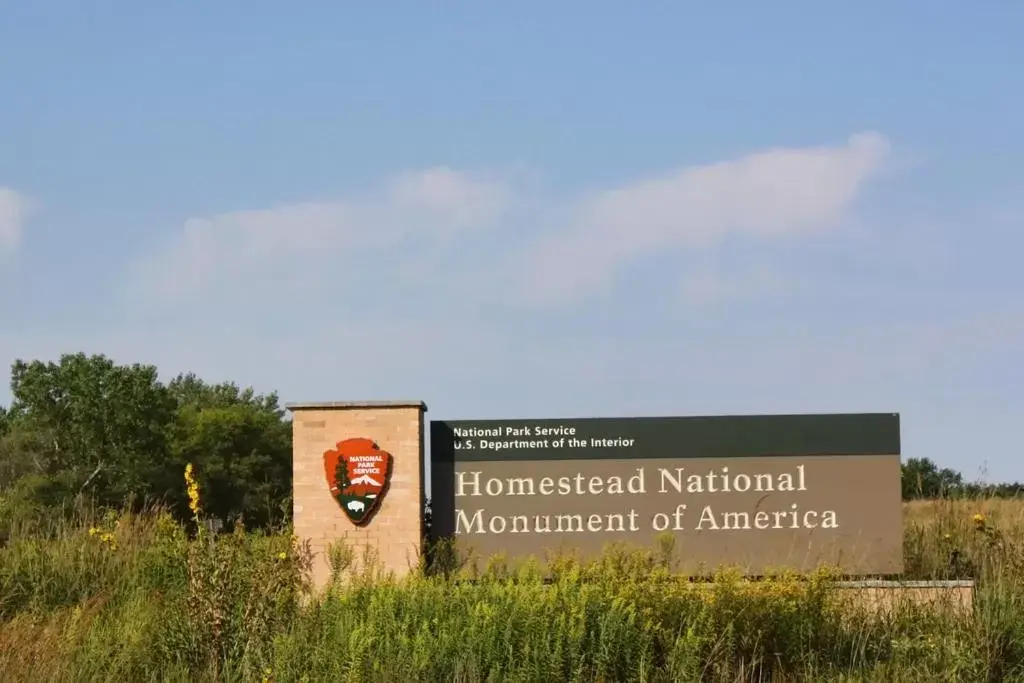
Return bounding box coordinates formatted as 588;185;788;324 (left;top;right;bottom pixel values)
323;438;393;526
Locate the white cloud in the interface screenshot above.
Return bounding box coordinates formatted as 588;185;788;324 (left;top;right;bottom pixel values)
130;167;516;305
0;187;30;258
677;266;795;307
386;167;515;234
515;131;890;304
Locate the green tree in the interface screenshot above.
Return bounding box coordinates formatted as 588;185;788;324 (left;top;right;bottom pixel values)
167;373;292;528
0;356;295;530
5;353;177;507
901;457;964;499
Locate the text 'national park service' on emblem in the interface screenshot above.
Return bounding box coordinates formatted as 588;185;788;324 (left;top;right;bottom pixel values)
322;438;394;525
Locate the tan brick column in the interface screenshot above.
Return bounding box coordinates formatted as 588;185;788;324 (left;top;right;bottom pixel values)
287;401;427;591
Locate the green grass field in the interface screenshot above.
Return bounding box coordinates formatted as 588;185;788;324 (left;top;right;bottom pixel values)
2;497;1023;682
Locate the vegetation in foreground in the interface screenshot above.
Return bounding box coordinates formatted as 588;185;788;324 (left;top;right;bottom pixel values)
2;494;1024;682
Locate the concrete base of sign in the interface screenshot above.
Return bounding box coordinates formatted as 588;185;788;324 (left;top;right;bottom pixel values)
287;400;427;593
833;579;975;616
679;578;974;617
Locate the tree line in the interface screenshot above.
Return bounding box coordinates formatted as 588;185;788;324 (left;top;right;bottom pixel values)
901;456;1024;500
0;353;291;538
0;353;1020;538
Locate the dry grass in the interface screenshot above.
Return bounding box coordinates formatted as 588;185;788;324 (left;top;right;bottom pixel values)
905;497;1024;525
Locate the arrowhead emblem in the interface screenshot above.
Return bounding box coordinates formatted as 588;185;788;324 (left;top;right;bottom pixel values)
322;438;394;526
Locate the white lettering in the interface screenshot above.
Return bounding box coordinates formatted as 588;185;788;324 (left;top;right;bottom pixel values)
456;508;484;533
506;477;535;496
722;511;749;529
485;478;503;496
672;504;687;530
556;514;583;533
696;505;718;530
694;505;839;531
456;471;481;497
659;467;685;493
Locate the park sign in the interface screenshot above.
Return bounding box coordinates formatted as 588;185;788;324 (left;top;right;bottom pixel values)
323;437;394;526
429;413;903;575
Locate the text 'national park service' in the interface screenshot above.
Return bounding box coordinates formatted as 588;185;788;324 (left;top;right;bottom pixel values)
452;424;634;451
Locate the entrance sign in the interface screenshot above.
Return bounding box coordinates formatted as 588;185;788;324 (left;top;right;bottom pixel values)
430;413;903;575
323;437;394;526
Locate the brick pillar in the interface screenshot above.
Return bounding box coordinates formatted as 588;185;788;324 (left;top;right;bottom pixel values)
287;401;427;591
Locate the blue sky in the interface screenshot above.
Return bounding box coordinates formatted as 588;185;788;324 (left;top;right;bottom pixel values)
1;3;1022;481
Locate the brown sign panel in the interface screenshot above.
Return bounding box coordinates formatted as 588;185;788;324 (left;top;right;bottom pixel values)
430;413;903;575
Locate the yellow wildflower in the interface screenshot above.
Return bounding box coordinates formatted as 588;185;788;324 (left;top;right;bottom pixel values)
277;551;287;560
88;527;98;536
185;463;202;515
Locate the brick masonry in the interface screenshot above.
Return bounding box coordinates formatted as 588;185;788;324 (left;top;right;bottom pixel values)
287;401;427;591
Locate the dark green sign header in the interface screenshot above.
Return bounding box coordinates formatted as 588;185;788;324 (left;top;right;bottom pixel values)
430;412;900;463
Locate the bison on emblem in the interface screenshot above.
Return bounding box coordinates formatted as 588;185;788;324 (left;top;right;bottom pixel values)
322;437;394;526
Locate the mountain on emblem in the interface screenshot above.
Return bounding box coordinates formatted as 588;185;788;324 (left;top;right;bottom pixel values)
322;438;394;526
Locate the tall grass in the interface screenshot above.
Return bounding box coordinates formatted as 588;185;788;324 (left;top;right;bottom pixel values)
2;497;1024;682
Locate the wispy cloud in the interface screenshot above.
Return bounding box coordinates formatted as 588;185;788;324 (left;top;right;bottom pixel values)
129;167;518;305
0;187;31;259
513;132;890;305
